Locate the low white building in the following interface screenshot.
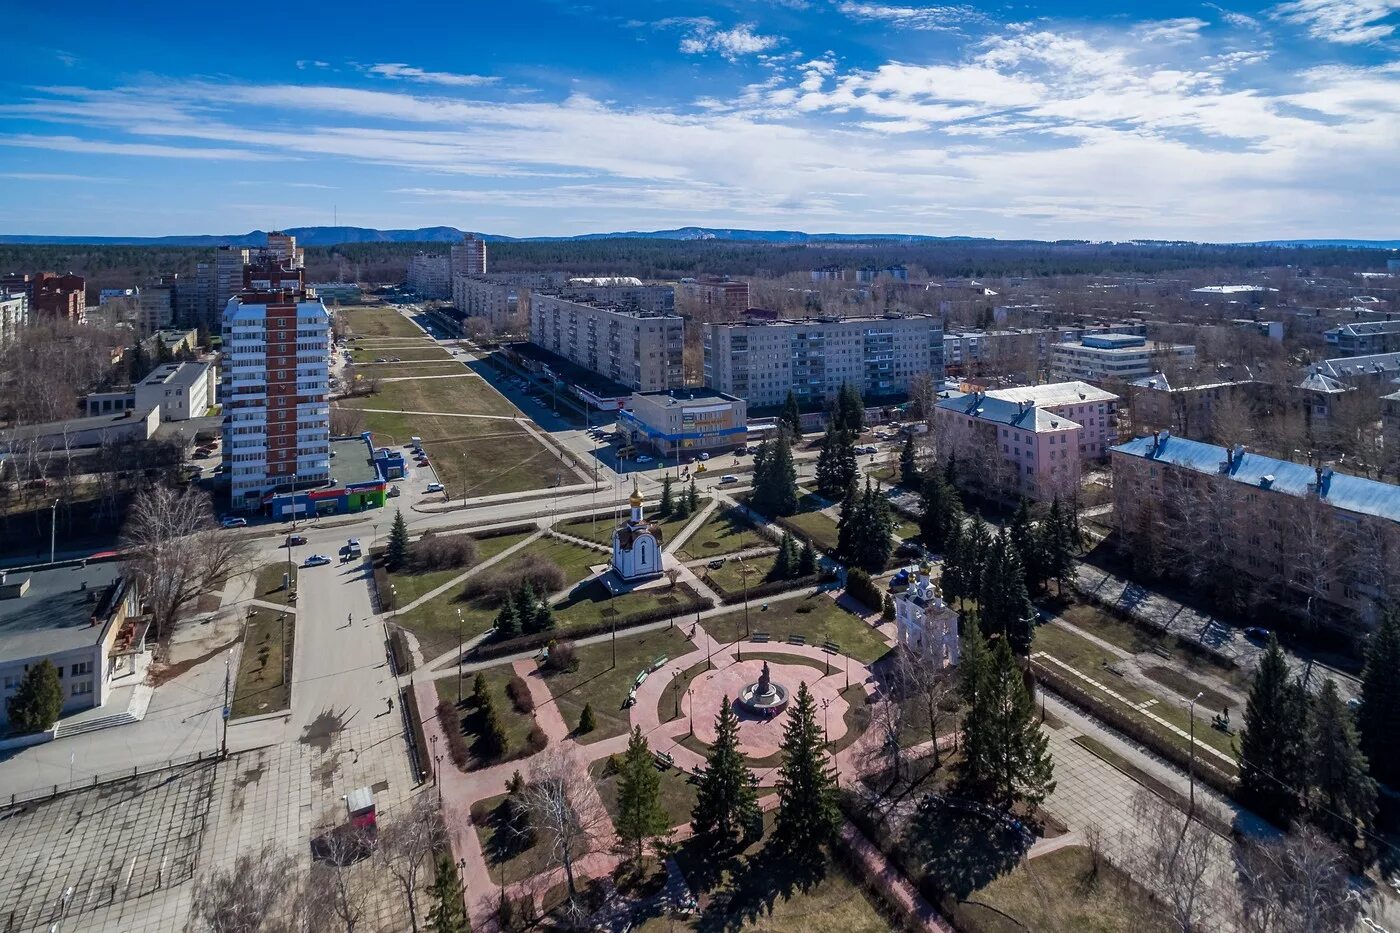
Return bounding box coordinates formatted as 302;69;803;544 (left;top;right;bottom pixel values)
894;563;960;668
0;292;27;349
135;361;216;421
619;388;748;457
1050;334;1195;384
612;484;665;581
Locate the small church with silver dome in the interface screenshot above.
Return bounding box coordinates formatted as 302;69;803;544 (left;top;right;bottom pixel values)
611;481;666;581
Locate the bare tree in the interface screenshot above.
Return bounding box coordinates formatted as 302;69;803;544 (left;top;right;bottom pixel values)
1233;826;1361;933
1122;789;1226;933
1288;496;1343;631
521;748;609;924
305;827;374;933
330;406;366;437
185;842;296;933
892;647;952;769
376;796;444;933
121;485;252;640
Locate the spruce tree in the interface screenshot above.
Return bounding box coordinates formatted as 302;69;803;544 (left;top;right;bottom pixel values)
957;620;993;794
1358;608;1400;787
577;702;596;734
964;515;993;599
478;695;508;759
504;769;534;846
797;538;818;577
835;475;860;560
837;382;864;433
1239;636;1309;826
1008;498;1044;592
472;672;489;708
772;533;796;580
427;850;468;933
615;727;670;866
856;480;894;572
981;638;1056;807
752;432;798;517
692;698;761;852
659;476;674;515
493;598;520;640
900;433;919;488
687;477;700;513
781;391;803;437
1308;678;1376;848
940;522;968;607
5;659;63;733
771;682;840;865
814;418;856;500
530;598;554;634
1040;497;1076;594
387;508;410;570
980;533;1036;654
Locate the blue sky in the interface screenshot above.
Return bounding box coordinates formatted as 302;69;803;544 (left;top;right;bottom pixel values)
2;0;1397;240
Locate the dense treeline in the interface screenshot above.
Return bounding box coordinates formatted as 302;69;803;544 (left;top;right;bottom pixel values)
0;238;1390;293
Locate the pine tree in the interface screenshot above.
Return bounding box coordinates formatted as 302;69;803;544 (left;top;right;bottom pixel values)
797;538;818;577
615;727;670;865
659;476;674;515
426;850;468;933
478;695;508;759
687;477;700;513
957;621;993;793
578;702;596;734
814;418;856;500
771;682;840;865
1040;497;1076;594
1239;636;1309;826
692;698;761;852
1358;608;1400;787
781;391;803;437
387;508;410;570
981;639;1056;807
5;659;63;733
772;533;796;580
752;432;798;517
1308;678;1376;848
472;672;489;708
899;432;919;487
493;598;520;640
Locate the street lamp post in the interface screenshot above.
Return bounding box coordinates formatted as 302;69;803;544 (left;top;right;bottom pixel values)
821;698;831;746
430;733;438;786
687;688;695;737
456;608;464;705
673;669;682;720
49;498;58;564
1188;691;1203;814
737;554;751;637
435;753;443;807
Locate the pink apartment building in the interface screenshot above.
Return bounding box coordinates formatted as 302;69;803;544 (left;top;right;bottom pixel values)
982;381;1120;459
933;389;1083;501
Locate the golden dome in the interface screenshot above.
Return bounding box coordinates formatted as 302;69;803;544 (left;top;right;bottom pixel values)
629;480;643;507
918;560;932;577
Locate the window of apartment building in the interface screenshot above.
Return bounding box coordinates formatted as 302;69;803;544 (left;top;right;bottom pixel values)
72;681;92;696
71;661;92;676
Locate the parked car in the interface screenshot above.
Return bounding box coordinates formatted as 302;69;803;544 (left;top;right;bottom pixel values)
1243;626;1273;643
707;558;727;569
719;474;739;484
374;357;387;363
698;452;710;461
221;516;247;528
387;485;401;497
425;482;445;493
303;554;331;567
285;534;307;546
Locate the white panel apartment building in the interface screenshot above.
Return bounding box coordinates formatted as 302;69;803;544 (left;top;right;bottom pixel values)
702;313;944;408
530;295;684;392
221;264;332;511
454;272;568;329
0;292;27;349
407;252;452;299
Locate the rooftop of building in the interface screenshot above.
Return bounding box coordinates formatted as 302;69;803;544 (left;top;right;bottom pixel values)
0;559;127;661
936;390;1082;433
507;341;635;399
534;294;680;319
715;311;936;328
1113;433;1400;524
632;387;743;408
1191;285;1280;294
1317;352;1400;378
984;381;1119;407
330;435;381;487
137;360;210;390
566;277;645;287
1329;320;1400;336
1131;373;1258;392
0;408;156;444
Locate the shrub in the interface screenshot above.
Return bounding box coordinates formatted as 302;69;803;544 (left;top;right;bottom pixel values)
388;626;413;674
845;568;883;612
373;564;395;611
543;639;578;672
6;660;63;734
577;702;597;734
463;554;567;603
505;675;535;713
526;724;549;753
436;700;470;769
412;532;479;573
470;593;715;663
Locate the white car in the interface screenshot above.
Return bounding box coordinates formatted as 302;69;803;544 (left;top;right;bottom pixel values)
220;516;247;528
303;554;331;567
425;482;445;493
636;455;654;464
698;452;710;461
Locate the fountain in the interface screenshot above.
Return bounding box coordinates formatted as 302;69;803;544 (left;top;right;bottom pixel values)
736;661;790;718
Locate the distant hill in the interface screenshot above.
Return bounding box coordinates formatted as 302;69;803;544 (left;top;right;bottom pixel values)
0;226;1393;249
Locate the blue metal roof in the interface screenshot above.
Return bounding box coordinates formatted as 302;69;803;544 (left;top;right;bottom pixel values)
936;390;1079;432
1113;434;1400;524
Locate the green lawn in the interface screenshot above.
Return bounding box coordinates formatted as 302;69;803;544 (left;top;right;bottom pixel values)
701;593;891;664
230;606;294;719
560;508;692;548
385;530;536;607
253;561;296;606
775;494;841;553
589;756;699;832
339;306;422;338
1142;665;1234;714
1059;602;1247;689
353;361;467;379
339;373;521;417
954;846;1173;933
703;553;809;599
539;626;695;744
553;580;700;632
350;345;450;363
533;535;608;583
436;671;539;767
676;508;767;561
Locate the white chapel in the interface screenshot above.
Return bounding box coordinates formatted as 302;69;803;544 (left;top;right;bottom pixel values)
612;481;665;581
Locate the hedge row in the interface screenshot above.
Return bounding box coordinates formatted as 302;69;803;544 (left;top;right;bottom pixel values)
468;592;715;663
713;573;821;605
388;626;413;674
436;700;470;770
1030;659;1238;802
372;564;394;612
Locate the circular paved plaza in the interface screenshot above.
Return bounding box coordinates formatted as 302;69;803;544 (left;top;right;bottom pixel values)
683;658;851;759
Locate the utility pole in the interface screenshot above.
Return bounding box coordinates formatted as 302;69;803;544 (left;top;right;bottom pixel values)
221;655;230;757
49;499;58;564
456;609;464;705
1188;691;1202;814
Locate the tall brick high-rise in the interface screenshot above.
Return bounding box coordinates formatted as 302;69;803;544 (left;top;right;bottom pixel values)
221;260;331;512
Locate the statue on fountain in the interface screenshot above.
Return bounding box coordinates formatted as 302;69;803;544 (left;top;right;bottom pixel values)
757;661;771;696
737;659;788;717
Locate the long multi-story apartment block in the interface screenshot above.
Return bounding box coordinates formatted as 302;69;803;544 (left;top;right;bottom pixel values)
454;272;568;329
1325;320;1400;356
933;390;1083;501
559;280;675;314
703;312;944;409
681;278;749;316
1112;433;1400;630
407;252;452;299
221;262;331;512
530;295;684;392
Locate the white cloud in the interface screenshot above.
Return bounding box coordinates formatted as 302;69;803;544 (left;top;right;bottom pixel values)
678;23;782;59
1136;18;1209;43
0;172;114;182
837;2;987;31
367;63;499;87
1271;0;1400;43
0;133;285;161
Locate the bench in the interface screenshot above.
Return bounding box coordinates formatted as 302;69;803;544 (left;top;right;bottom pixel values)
787;635;806;646
822;641;839;654
751;632;770;643
653;751;675;771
